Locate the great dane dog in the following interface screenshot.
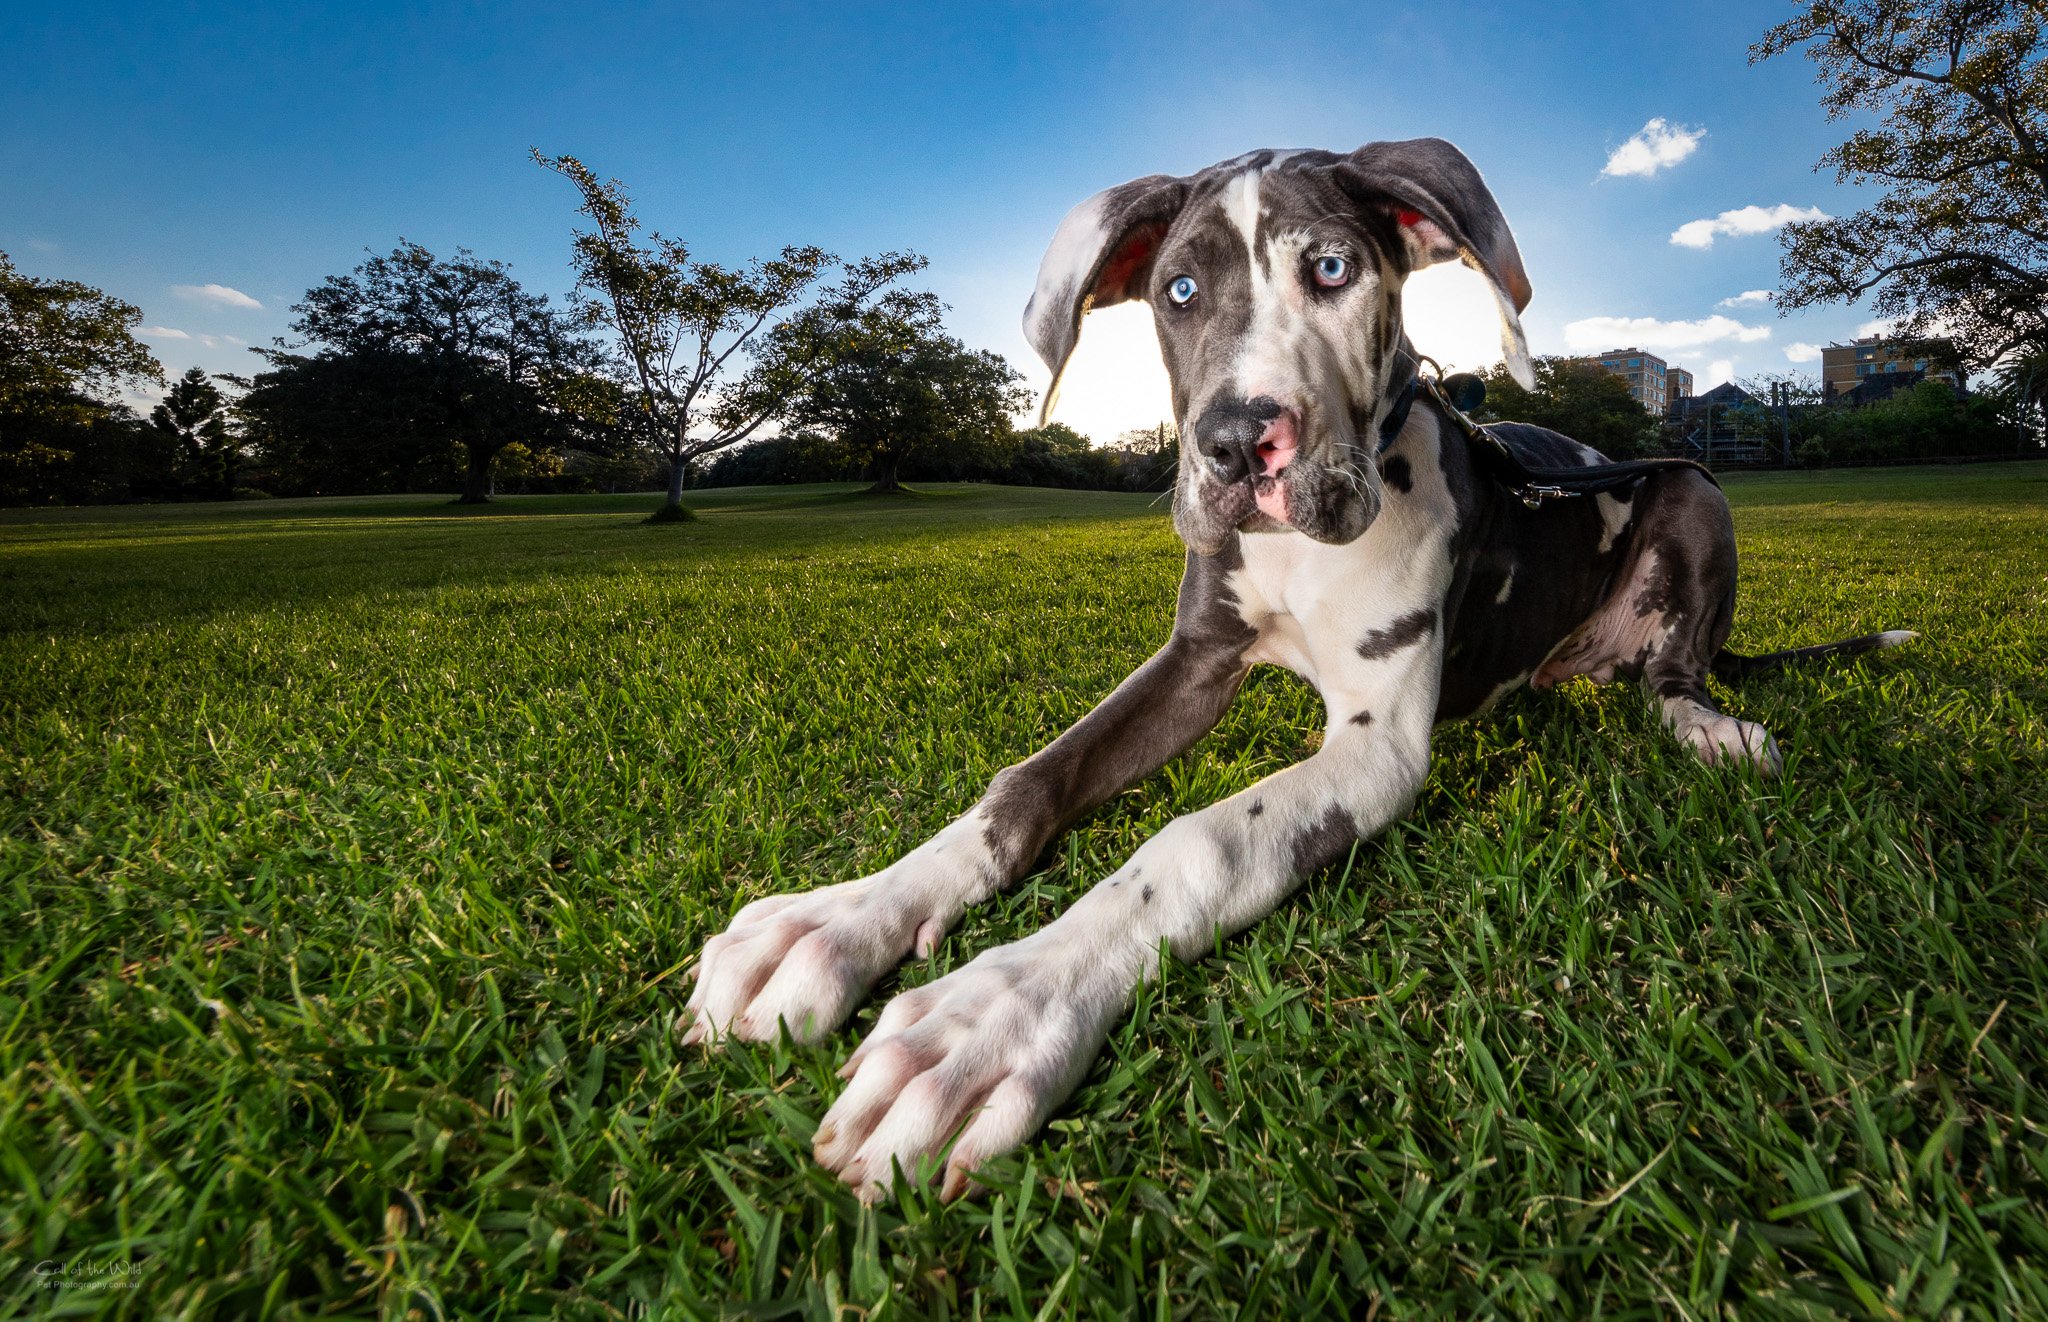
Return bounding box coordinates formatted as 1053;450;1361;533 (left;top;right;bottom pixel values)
683;139;1911;1199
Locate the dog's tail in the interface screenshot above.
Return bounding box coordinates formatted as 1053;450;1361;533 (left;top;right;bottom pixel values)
1711;630;1919;682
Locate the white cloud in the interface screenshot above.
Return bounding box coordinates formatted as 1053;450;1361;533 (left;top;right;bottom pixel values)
1602;118;1706;178
1670;204;1828;249
140;325;246;350
1784;342;1824;363
1856;318;1897;339
172;282;263;310
1562;314;1772;353
1707;359;1736;387
1719;289;1774;307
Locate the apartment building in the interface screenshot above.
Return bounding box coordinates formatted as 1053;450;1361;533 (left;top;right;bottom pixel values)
1575;348;1673;413
1666;365;1694;413
1820;336;1964;399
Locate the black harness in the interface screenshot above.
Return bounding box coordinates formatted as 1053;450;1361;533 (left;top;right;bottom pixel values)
1375;364;1715;509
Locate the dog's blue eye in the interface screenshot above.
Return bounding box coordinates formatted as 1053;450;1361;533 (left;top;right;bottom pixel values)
1314;255;1350;288
1168;275;1198;305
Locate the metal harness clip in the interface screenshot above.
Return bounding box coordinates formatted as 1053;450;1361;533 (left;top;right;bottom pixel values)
1518;483;1578;509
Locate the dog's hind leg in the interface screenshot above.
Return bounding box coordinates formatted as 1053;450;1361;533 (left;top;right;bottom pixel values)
1631;470;1782;773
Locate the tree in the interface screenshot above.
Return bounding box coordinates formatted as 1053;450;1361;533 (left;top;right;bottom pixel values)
534;150;926;519
149;367;237;498
1753;3;2048;372
0;250;161;418
783;298;1032;492
1792;377;2013;463
1475;356;1662;457
1;250;162;503
1105;422;1180;491
279;241;597;502
233;349;459;497
1990;343;2048;449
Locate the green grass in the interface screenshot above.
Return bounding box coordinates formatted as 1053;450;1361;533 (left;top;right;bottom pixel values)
1;467;2044;1319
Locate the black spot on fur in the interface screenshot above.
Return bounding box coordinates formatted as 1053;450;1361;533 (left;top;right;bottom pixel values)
1356;608;1437;660
1654;674;1705;700
1382;455;1412;493
1141;885;1154;905
1349;710;1373;726
1289;804;1362;876
1247;800;1264;817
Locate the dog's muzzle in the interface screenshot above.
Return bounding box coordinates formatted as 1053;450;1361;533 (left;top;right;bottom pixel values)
1193;395;1310;525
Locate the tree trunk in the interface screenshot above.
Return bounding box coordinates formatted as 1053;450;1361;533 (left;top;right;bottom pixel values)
645;449;696;522
458;445;494;503
867;450;903;493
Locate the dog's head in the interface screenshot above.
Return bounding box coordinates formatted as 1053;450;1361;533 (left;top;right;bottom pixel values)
1024;140;1533;553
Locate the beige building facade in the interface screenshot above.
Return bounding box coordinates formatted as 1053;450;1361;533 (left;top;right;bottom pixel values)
1820;337;1962;399
1574;348;1692;415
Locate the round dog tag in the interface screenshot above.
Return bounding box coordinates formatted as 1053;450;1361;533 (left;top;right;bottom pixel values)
1442;373;1487;413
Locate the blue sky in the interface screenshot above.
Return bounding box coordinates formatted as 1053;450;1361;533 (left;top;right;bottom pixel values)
3;1;1891;439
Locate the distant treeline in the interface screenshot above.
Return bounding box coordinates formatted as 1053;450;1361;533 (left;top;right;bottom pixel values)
1748;380;2026;465
9;241;2041;510
700;422;1177;492
3;237;1184;507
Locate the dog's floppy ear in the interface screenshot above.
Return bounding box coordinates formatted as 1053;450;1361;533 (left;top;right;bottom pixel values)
1336;138;1535;388
1022;174;1190;424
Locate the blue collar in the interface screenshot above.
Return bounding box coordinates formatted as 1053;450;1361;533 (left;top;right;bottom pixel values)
1375;371;1421;455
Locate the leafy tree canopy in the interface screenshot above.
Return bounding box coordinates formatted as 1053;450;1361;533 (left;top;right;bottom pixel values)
782;295;1031;492
0;251;163;504
0;249;161;418
1474;356;1662;458
150;366;238;499
264;241;598;501
1753;1;2048;369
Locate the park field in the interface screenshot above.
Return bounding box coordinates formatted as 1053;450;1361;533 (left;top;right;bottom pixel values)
2;465;2046;1318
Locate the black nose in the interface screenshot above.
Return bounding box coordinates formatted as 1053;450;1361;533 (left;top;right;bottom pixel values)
1194;396;1284;483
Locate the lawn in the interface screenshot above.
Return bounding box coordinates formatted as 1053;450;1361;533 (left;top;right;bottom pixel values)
2;465;2045;1319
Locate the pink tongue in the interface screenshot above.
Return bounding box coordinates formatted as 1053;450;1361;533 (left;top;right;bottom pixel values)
1255;482;1290;522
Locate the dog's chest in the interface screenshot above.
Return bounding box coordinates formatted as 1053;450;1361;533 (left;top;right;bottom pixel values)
1227;489;1459;688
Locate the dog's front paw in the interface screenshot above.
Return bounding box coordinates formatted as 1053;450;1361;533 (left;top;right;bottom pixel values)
814;937;1123;1201
683;877;942;1045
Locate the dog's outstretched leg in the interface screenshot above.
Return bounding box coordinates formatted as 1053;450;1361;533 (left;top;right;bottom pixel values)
813;615;1443;1202
682;549;1255;1045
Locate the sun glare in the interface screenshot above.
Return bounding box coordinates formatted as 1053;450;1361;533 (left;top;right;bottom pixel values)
1044;263;1510;443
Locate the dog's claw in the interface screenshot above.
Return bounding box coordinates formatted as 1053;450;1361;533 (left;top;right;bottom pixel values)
683;879;928;1046
812;939;1112;1201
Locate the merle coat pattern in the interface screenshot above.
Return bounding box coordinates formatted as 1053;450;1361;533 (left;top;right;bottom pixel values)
682;140;1912;1200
